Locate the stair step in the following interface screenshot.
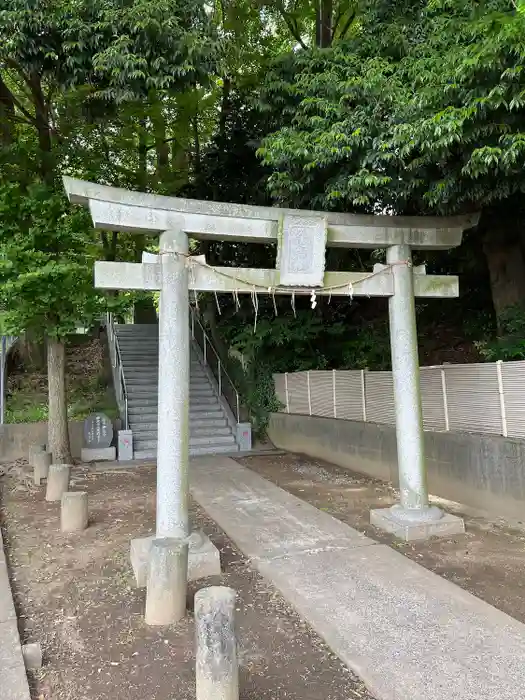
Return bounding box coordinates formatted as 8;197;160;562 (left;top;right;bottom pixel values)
118;341;159;346
119;348;159;362
129;417;228;431
134;434;236;451
124;365;204;373
132;426;232;439
117;337;159;341
127;399;159;408
128;409;225;420
117;333;159;337
134;443;240;460
127;397;218;407
127;387;216;397
124;364;203;371
111;324;241;455
197;412;229;421
124;376;210;386
125;380;212;388
133;450;157;459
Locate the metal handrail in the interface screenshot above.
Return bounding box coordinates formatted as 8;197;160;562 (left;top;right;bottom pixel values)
106;312;129;429
189;306;241;423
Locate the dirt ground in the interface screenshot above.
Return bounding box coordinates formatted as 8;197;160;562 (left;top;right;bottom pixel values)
0;461;372;700
239;453;525;624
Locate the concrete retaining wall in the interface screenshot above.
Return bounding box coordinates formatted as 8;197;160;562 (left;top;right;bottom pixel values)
0;421;85;462
268;412;525;519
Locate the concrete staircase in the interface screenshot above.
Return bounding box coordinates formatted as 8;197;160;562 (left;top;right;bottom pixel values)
114;324;239;459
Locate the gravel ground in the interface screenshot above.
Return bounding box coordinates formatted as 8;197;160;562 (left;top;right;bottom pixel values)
0;460;374;700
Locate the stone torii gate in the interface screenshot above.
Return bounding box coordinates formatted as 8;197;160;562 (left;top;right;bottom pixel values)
63;177;476;620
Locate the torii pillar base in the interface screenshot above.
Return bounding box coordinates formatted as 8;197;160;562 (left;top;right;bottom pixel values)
370;506;465;542
130;530;221;588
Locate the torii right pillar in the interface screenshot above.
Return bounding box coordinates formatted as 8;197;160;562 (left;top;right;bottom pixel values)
370;243;465;540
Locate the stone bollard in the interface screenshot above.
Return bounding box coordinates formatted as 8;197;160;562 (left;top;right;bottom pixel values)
195;586;239;700
60;492;88;532
28;443;46;466
145;538;188;626
33;451;52;486
22;642;43;670
45;464;71;502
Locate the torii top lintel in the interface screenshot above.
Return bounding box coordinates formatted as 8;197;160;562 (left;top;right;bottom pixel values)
63;177;479;250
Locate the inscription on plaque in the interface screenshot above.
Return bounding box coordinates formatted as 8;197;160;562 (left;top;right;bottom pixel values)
278;215;327;287
84;412;113;448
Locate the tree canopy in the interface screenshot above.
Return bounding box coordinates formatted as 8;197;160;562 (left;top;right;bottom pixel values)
2;0;525;437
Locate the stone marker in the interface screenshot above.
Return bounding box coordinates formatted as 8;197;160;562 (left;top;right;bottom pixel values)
145;538;188;626
60;491;88;532
33;451;52;486
21;642;42;670
84;411;113;447
28;443;46;467
195;586;239;700
45;464;71;502
81;412;116;462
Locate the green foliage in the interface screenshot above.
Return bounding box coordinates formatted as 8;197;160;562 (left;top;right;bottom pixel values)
218;311;332;433
0;0;219;100
1;0;518;428
339;320;391;370
0;181;106;339
215;303;392;432
229;355;282;437
6;355;118;424
479;305;525;361
259;0;525;215
221;311;341;372
5;402;48;424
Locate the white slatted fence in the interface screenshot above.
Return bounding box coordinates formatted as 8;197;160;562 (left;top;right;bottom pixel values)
274;359;521;439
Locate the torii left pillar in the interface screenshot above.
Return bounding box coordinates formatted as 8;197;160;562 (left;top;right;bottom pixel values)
156;229;190;540
130;228;221;618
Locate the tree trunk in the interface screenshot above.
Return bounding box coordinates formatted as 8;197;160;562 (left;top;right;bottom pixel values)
47;337;72;463
316;0;333;47
193;114;201;176
134;297;158;324
483;239;525;326
218;77;231;141
137;119;148;190
154;119;170;186
481;207;525;329
29;73;54;183
0;73;15;145
17;334;46;371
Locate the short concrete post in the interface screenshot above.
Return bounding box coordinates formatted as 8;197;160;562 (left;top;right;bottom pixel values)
33;451;52;485
28;443;46;466
195;586;239;700
145;538;188;626
45;464;71;502
61;492;88;532
21;642;43;670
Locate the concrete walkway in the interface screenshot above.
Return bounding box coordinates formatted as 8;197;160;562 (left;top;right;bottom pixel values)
190;457;525;700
